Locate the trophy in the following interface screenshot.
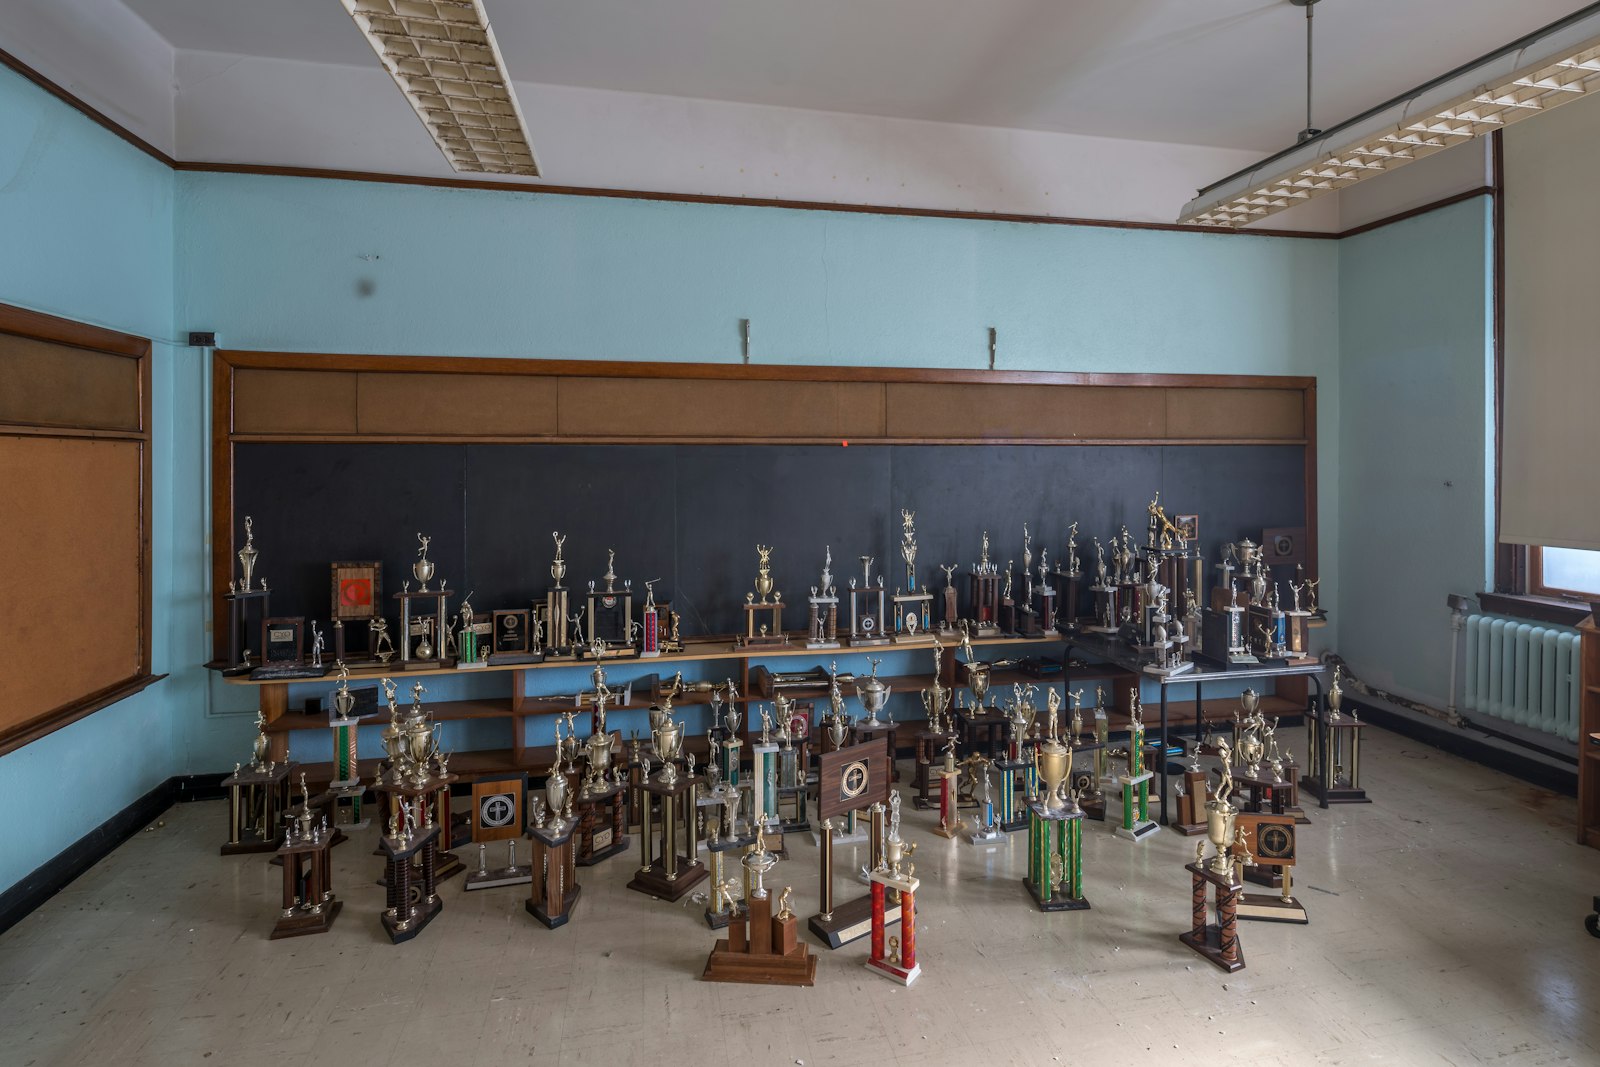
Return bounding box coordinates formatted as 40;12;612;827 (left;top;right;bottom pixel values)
854;657;891;727
740;545;788;647
845;554;888;646
223;516;273;675
412;533;434;592
891;510;934;643
1114;691;1160;843
543;531;573;656
967;531;1002;636
1181;738;1247;971
394;533;450;670
545;760;569;833
584;549;636;657
653;714;684;784
806;546;841;649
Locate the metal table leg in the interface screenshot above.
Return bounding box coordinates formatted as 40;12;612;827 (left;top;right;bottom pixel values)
1159;685;1170;825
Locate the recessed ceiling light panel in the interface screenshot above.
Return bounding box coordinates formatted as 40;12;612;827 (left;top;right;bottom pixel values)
340;0;541;176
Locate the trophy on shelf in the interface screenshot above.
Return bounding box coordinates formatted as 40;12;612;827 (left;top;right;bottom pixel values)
393;533;451;671
639;579;663;657
846;553;889;646
936;563;961;634
806;546;842;649
1086;536;1118;634
890;509;935;644
1015;524;1044;637
1051;521;1082;634
967;531;1002;636
538;532;575;660
582;548;636;658
223;516;273;676
740;545;788;648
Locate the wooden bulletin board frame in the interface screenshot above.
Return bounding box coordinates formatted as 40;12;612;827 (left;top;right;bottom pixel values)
0;302;161;755
209;350;1318;661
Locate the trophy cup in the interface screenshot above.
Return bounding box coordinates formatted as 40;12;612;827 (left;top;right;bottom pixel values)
412;533;434;592
854;657;891;727
740;545;788;647
653;714;684;785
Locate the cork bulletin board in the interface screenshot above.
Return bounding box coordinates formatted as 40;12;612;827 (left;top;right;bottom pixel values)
0;305;155;754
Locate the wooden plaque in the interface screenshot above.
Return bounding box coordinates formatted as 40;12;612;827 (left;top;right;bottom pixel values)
816;737;891;823
330;560;382;621
471;773;527;842
1237;812;1296;869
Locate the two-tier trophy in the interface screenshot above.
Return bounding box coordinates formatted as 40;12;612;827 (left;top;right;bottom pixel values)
806;547;841;649
740;545;788;647
584;549;636;658
890;510;935;644
1025;694;1089;911
846;554;889;646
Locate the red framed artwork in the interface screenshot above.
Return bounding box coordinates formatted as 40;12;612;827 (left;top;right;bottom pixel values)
330;561;382;621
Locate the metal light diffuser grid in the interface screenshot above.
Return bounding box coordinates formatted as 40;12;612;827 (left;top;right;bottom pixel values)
1181;36;1600;228
340;0;541;176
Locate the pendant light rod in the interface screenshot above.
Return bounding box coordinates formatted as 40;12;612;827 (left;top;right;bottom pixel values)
1195;0;1600;200
1299;0;1319;143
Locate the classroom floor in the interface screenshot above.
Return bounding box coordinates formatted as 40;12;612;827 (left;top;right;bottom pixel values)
3;726;1599;1067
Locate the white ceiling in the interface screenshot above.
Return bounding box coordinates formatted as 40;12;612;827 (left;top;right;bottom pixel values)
122;0;1587;151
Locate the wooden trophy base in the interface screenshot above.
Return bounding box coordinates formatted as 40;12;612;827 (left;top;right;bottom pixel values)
808;894;900;950
526;883;583;929
932;819;963;840
1237;892;1308;924
1179;924;1247;973
626;859;707;902
575;837;629;867
1244;866;1285;890
221;833;279;857
270;898;342;939
701;897;816;987
1172;819;1208;837
382;895;442;944
1022;876;1091;913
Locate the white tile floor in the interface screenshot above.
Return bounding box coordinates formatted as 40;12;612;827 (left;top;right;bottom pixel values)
4;726;1600;1066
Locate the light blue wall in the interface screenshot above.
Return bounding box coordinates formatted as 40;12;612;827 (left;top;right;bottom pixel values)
0;65;185;894
1337;197;1495;706
174;172;1343;769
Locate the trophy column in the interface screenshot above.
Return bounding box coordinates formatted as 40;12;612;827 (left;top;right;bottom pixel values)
1024;801;1089;911
627;774;708;901
525;820;580;929
934;766;962;839
866;866;922;985
271;820;340;938
1180;862;1246;972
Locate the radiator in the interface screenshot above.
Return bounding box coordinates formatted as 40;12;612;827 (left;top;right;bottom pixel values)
1463;614;1581;742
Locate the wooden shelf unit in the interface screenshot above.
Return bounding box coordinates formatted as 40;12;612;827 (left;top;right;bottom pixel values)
228;629;1300;788
1579;616;1600;849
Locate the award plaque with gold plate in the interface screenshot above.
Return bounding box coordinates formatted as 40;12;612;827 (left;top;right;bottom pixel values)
1234;812;1307;923
809;737;899;949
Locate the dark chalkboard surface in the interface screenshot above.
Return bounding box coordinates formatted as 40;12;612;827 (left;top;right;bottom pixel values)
234;442;1305;635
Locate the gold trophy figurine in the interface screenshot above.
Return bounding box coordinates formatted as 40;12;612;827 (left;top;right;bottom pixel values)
754;545;775;604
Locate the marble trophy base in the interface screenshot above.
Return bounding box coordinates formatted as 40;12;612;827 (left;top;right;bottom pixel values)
1143;659;1196;677
1022;877;1091;913
810;821;867;848
967;823;1005;845
866;956;920;986
465;865;533;891
808;894;900;950
890;632;939;647
1116;820;1161;843
805;639;841;650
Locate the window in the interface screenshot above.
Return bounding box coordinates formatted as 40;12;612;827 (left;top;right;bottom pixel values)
1530;546;1600;600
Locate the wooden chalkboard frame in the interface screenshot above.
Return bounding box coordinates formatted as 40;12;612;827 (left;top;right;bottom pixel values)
0;302;161;755
210;350;1318;662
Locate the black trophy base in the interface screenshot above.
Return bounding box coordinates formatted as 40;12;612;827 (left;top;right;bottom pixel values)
626;860;707;902
1244;866;1284;891
999;815;1028;834
705;901;748;930
270;898;342;939
1300;776;1371;805
488;651;545;666
249;664;330;681
575;837;629;868
526;883;582;929
1179;925;1247;973
1237;892;1308;924
1023;877;1091;913
381;895;442;944
221;834;278;857
808;894;900;950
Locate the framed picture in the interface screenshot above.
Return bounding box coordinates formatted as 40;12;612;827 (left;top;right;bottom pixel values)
1174;514;1200;543
1261;527;1306;568
493;609;531;655
262;616;305;665
330;561;382;621
471;773;527;842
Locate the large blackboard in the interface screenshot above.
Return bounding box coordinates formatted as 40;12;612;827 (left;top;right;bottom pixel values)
233;442;1305;634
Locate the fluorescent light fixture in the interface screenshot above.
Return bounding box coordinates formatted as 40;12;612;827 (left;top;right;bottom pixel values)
1180;5;1600;228
340;0;541;177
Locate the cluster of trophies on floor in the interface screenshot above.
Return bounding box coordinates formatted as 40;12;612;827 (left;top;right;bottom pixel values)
219;493;1326;683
